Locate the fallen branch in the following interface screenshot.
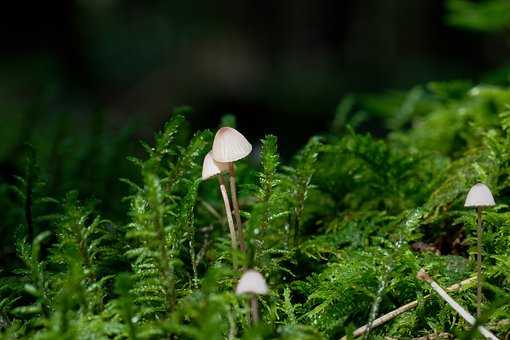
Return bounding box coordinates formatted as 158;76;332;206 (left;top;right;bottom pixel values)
417;269;498;340
340;275;476;340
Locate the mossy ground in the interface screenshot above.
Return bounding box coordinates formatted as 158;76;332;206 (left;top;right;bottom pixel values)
1;83;510;339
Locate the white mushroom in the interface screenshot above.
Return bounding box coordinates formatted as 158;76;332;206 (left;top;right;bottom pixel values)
464;182;495;316
236;270;269;295
464;183;496;207
212;127;252;163
202;151;229;180
212;127;252;252
236;270;268;323
201;152;238;253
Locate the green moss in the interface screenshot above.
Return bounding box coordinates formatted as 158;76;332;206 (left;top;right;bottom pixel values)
1;86;510;339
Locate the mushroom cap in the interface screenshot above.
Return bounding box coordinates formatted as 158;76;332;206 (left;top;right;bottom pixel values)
212;127;252;163
464;183;496;207
202;151;229;180
235;270;269;295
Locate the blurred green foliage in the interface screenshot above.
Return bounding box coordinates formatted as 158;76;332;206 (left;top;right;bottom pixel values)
447;0;510;32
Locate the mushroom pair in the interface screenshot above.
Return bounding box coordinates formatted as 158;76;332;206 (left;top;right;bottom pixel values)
236;269;269;324
202;127;252;254
464;183;495;317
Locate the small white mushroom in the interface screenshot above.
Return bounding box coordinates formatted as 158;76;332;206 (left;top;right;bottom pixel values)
201;152;238;253
236;270;269;295
202;151;229;180
464;183;496;207
212;127;252;252
212;127;252;163
464;182;495;317
236;270;268;324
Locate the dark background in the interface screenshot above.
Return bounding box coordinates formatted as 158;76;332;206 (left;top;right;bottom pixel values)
0;0;509;155
0;0;509;252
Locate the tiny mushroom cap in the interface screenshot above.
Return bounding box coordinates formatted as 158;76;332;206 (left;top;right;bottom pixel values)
212;127;252;163
464;183;496;207
202;151;229;180
236;270;269;295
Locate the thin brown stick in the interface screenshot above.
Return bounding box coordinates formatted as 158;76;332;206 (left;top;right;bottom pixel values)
201;200;222;220
340;276;477;340
228;163;246;251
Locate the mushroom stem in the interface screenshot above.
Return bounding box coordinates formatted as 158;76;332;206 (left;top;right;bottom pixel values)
417;269;498;340
218;176;238;254
250;295;259;324
476;207;483;317
228;163;246;252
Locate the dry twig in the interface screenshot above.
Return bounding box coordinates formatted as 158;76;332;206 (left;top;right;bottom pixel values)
340;275;476;339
